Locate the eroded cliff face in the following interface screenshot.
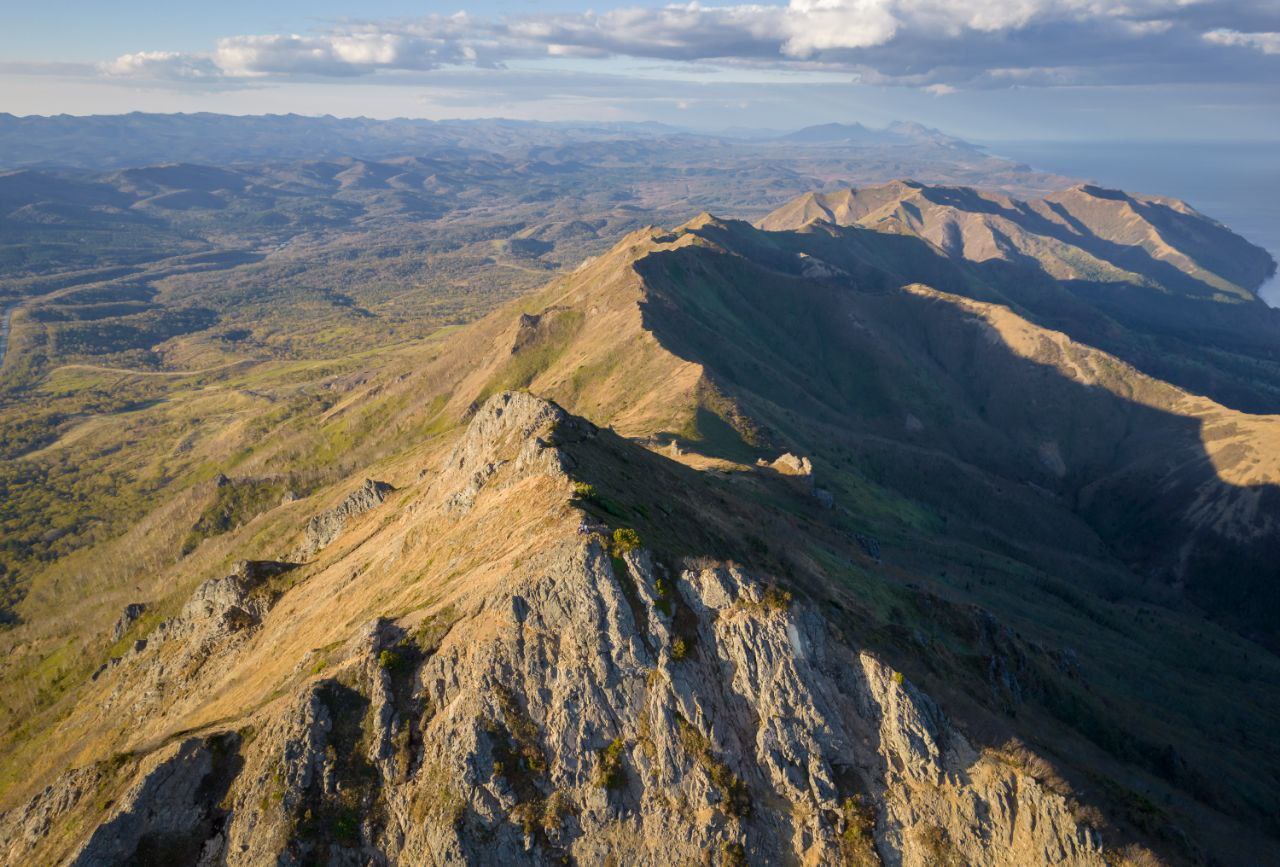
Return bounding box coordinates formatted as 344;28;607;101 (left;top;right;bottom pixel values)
1;394;1125;865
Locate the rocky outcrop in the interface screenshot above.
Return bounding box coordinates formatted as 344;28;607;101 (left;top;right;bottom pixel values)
93;560;296;726
0;765;101;865
439;390;592;514
164;560;296;644
71;734;241;867
760;452;835;507
297;478;395;558
97;540;1104;866
760;452;813;478
6;394;1125;865
112;602;147;641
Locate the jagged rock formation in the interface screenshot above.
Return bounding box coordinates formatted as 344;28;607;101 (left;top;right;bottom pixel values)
0;394;1125;865
297;479;396;558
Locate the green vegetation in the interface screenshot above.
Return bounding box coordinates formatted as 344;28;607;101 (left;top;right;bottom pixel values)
411;605;458;657
409;761;465;829
676;715;750;819
593;737;626;789
1;143;1280;865
838;795;880;867
476;308;584;405
377;649;403;672
913;825;964;867
494;685;547;777
734;584;792;616
720;842;747;867
670;636;690;661
182;477;298;554
291;680;383;851
653;574;674;617
610;528;641;557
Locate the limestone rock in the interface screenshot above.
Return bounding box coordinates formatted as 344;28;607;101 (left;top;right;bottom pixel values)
297;478;395;559
760;452;814;477
8;394;1123;866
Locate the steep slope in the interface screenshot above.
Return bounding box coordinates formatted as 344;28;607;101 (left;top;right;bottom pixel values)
3;187;1280;864
627;218;1280;638
398;208;1280;644
759;181;1280;414
0;394;1128;866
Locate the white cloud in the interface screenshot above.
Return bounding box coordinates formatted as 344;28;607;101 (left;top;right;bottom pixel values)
90;0;1280;90
99;51;219;79
781;0;900;56
1203;28;1280;54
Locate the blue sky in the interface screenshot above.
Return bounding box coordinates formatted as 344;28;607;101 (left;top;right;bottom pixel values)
2;0;1278;140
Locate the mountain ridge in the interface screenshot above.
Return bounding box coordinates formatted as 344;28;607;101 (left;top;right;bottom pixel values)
1;180;1279;863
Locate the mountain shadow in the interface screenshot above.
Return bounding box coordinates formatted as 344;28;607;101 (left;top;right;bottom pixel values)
631;224;1280;649
757;182;1280;414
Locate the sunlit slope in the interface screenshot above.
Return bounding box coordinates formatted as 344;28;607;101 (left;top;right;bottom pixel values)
759;180;1276;301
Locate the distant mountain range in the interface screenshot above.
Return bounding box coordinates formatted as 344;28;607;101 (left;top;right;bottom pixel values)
779;121;977;149
0;113;982;170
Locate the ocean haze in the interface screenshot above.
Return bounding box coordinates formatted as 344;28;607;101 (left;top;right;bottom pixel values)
985;140;1280;306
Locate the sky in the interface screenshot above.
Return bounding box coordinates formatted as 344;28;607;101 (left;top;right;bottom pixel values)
1;0;1278;140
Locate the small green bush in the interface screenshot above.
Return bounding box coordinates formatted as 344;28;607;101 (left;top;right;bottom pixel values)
654;575;674;616
838;795;880;867
572;481;597;499
670;636;689;661
761;584;791;610
611;527;641;556
333;810;359;843
378;649;403;671
593;737;626;789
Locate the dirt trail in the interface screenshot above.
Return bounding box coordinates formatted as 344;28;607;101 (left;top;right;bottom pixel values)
0;305;13;369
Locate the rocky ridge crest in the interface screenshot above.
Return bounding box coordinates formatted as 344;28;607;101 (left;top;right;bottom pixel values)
1;393;1122;865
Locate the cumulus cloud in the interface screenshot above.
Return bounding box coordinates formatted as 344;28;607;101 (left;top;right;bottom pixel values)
92;0;1280;91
